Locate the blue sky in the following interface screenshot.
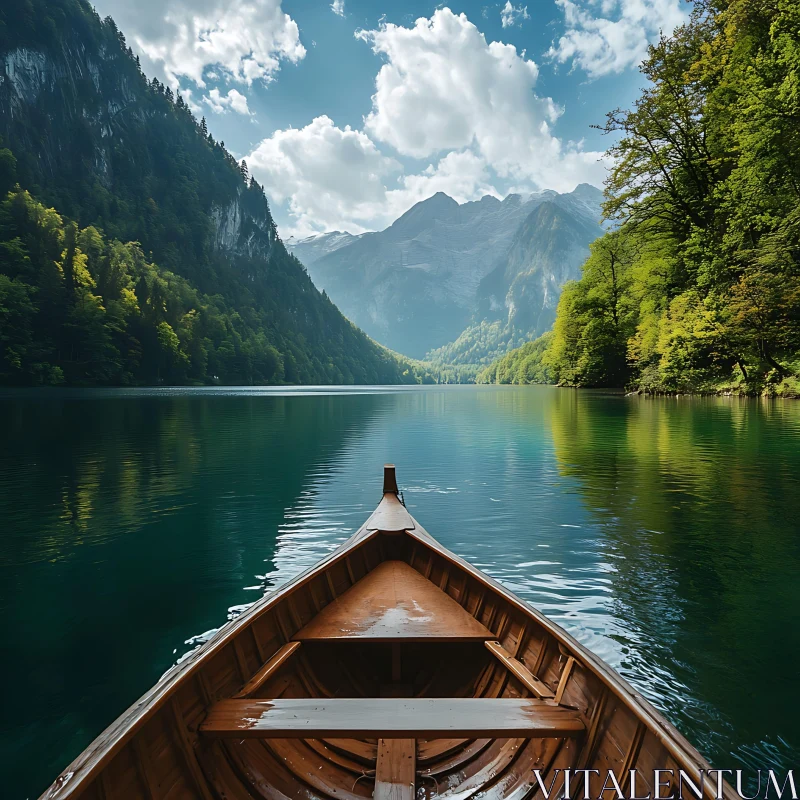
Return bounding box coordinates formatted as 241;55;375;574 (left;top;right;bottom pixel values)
92;0;687;236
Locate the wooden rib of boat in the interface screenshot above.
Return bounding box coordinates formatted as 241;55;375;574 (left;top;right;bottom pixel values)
41;465;734;800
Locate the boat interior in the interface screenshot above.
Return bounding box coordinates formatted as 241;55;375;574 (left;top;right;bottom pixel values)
43;468;725;800
197;549;588;800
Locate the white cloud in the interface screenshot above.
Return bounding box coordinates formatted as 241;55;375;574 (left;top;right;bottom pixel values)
385;150;500;223
95;0;305;89
245;9;610;236
203;87;252;115
500;2;530;28
356;8;607;191
247;116;400;236
547;0;686;78
93;0;611;236
178;86;203;114
247;117;502;236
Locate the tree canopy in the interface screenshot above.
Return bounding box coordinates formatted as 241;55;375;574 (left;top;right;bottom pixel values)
482;0;800;396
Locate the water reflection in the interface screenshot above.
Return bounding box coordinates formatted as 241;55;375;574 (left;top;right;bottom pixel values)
1;386;799;799
547;391;800;769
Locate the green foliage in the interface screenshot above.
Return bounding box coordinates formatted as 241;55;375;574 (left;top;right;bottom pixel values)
0;2;419;386
0;186;432;386
483;0;800;394
402;360;479;384
476;332;552;384
543;232;639;386
426;320;537;367
0;147;16;195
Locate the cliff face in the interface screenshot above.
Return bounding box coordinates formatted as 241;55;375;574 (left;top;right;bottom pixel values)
478;194;604;336
3;42;138;186
1;39;276;267
209;189;277;261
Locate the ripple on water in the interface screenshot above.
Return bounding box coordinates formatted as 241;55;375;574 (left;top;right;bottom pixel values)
2;386;800;800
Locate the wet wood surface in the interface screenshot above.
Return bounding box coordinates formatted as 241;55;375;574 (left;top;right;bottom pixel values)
366;492;415;532
294;560;495;641
199;697;586;738
234;642;301;698
484;640;555;699
374;739;416;800
38;467;737;800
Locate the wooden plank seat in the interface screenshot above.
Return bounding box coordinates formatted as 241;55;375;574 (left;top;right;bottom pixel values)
294;560;494;642
199;698;585;739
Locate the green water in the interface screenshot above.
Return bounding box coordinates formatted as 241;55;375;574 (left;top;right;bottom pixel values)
1;386;799;798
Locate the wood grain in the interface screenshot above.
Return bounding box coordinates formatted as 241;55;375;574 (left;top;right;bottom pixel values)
38;467;737;800
484;640;555;699
199;698;585;739
375;739;416;800
294;561;494;642
234;642;301;698
366;493;415;532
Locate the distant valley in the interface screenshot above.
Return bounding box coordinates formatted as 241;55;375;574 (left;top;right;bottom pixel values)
287;185;604;362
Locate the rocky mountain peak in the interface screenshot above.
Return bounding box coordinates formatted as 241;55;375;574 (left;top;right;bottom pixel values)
286;187;604;358
388;191;460;238
570;183;603;199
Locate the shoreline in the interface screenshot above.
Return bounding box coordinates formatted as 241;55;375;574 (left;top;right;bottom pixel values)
624;386;800;400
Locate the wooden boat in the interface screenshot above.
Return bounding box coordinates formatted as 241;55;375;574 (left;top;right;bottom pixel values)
42;466;733;800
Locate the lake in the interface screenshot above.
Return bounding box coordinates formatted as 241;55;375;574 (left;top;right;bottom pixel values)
1;385;799;799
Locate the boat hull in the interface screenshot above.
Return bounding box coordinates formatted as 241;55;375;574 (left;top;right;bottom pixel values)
40;489;734;800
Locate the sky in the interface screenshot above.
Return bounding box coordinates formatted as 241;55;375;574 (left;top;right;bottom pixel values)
90;0;688;237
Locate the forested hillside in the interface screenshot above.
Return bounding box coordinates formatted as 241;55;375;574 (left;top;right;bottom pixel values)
481;0;800;396
0;0;415;386
425;320;536;369
476;332;553;385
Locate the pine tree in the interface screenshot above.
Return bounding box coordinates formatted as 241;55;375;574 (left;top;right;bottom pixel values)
62;221;78;300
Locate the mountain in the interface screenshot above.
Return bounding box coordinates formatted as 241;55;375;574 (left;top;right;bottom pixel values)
480;0;800;397
477;193;604;334
430;188;604;365
296;186;604;359
0;0;413;386
285;231;364;266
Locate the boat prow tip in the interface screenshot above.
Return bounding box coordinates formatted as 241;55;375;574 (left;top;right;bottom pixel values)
383;463;399;495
